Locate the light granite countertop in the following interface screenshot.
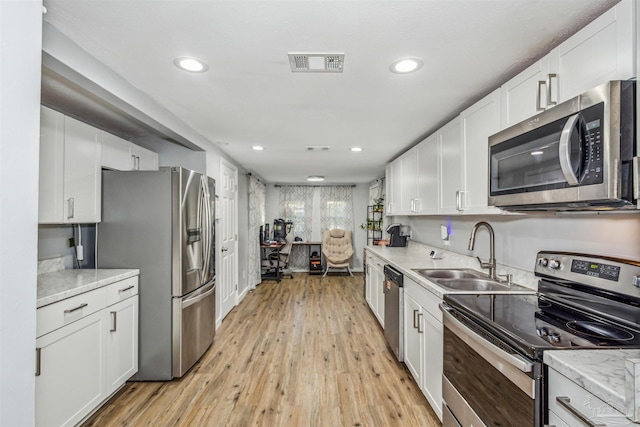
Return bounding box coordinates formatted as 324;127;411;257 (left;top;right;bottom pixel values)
545;349;640;424
365;242;538;299
37;269;140;308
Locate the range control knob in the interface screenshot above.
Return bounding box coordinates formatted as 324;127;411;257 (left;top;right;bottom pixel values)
537;258;549;267
548;333;561;344
548;259;561;269
537;327;549;337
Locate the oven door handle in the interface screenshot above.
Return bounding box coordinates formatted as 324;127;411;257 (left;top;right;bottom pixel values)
558;113;580;186
442;308;533;373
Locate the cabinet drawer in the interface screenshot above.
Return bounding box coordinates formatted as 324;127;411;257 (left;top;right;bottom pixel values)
548;367;627;426
37;287;107;338
106;276;139;306
404;277;443;323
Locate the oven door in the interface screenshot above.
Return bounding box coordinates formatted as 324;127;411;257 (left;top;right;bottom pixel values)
442;306;541;427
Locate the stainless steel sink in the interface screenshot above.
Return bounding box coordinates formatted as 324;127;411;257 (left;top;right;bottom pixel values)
434;278;512;292
412;268;485;280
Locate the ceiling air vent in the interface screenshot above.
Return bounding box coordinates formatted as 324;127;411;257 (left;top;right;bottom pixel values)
306;145;331;151
289;53;344;73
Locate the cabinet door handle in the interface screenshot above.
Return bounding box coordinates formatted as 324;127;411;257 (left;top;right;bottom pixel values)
546;73;557;107
555;396;606;427
35;347;41;376
455;191;465;211
387;203;392;214
119;285;135;293
131;154;136;170
136;156;140;170
64;303;87;314
413;199;420;213
110;311;117;332
67;198;75;219
417;313;423;333
536;80;546;111
413;309;419;328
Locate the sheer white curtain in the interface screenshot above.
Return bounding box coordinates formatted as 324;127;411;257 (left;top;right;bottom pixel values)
248;175;265;288
278;186;314;270
320;186;354;232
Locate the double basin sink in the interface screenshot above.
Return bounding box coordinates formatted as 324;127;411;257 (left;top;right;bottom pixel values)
411;268;520;292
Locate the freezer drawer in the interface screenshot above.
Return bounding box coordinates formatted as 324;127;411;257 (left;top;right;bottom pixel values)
172;281;216;378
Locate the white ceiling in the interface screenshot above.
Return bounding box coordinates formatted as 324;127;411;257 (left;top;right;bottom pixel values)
42;0;618;184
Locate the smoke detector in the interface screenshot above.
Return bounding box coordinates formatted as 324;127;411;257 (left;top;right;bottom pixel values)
289;53;344;73
306;146;331;151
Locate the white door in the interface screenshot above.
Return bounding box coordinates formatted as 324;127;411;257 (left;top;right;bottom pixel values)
218;159;238;324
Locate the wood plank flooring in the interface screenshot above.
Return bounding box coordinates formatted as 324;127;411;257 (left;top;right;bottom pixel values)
84;273;441;426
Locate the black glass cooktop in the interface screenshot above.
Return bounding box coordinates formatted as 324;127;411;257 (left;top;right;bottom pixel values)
443;293;640;360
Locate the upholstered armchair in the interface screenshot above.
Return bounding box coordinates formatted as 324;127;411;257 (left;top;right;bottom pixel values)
321;229;354;277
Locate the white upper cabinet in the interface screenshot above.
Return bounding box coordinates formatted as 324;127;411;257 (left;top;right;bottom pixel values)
460;89;502;214
39;107;65;223
386;138;439;216
102;132;158;171
500;56;551;129
548;0;635;105
438;117;463;214
399;148;418;215
385;160;402;215
131;144;159;171
414;134;439;215
39;106;102;224
101;132;133;171
501;1;635;129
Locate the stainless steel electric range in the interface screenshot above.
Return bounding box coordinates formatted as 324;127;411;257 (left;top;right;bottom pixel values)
441;251;640;427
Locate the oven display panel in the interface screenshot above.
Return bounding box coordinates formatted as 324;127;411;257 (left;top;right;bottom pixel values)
571;259;620;281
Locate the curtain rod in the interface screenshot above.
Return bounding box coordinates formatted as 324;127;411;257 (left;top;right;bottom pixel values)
274;184;357;188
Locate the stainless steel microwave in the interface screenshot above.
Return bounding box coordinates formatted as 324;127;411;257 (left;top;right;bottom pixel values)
488;80;637;211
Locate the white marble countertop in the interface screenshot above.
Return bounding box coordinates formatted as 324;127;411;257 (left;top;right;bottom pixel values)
545;349;640;423
365;243;537;299
37;269;139;308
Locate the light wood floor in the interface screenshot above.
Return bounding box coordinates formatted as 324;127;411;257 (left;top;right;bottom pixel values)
84;273;441;426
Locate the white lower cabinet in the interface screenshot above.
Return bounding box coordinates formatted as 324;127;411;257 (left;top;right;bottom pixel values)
36;311;106;427
36;277;139;427
403;293;423;384
365;252;385;327
106;295;139;393
403;277;443;421
547;366;630;427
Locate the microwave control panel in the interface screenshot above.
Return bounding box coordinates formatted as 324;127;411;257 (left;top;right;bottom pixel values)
580;103;604;186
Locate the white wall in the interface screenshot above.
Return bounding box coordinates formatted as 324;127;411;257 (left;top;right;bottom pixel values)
0;1;42;425
265;184;368;271
396;213;640;272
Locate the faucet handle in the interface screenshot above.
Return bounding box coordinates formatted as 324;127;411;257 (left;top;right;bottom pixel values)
476;256;492;269
498;273;513;286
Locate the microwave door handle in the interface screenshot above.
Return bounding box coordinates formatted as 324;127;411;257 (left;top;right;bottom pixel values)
558;113;580;186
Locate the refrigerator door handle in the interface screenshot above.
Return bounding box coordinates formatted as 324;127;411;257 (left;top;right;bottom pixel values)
182;282;216;309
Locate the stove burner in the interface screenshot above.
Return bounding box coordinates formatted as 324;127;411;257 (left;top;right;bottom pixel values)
565;321;634;341
538;301;552;308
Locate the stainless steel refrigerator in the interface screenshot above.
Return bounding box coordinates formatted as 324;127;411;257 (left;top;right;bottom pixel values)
99;167;215;380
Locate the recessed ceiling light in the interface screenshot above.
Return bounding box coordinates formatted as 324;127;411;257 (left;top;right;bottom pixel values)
350;147;363;152
531;150;544;156
389;57;424;74
307;176;325;182
173;57;209;73
252;146;264;151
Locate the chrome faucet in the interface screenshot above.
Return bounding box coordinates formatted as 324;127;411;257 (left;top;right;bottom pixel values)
468;221;497;280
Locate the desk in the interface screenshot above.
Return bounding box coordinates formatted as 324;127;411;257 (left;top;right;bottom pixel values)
261;242;284;282
292;241;322;275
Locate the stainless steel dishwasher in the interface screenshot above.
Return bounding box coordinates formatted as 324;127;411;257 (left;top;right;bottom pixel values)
383;265;404;362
